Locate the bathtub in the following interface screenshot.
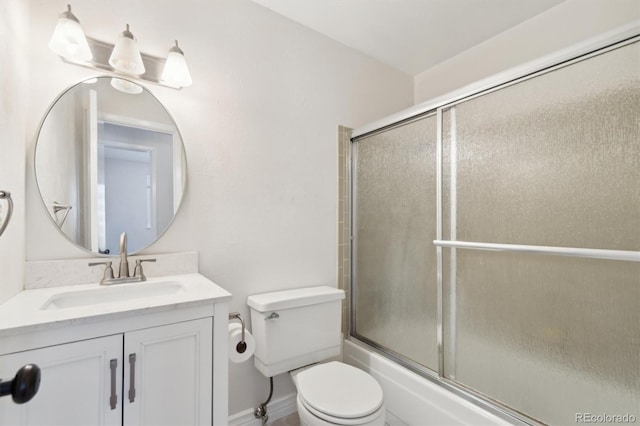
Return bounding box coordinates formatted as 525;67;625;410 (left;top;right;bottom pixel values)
343;339;512;426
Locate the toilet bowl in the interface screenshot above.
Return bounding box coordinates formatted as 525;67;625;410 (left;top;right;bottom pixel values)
247;287;385;425
292;361;385;426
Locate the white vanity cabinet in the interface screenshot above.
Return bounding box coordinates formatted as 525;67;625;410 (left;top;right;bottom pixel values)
0;335;123;425
0;318;213;426
0;273;232;426
124;318;213;425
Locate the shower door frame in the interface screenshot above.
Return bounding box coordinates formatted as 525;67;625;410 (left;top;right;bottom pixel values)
349;28;640;426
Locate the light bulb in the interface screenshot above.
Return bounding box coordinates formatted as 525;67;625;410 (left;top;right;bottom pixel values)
108;24;145;76
48;4;93;61
161;41;192;87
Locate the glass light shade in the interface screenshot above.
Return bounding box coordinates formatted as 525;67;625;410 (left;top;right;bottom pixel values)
108;25;145;76
48;6;93;61
161;41;192;87
110;78;143;94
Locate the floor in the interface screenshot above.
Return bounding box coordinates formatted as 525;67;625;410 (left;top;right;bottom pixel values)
270;410;393;426
270;413;300;426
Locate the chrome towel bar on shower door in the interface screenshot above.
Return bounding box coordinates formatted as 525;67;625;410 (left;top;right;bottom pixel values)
433;240;640;262
0;190;14;237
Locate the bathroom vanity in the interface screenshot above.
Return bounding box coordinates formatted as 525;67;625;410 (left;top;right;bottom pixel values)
0;73;233;425
0;69;235;424
0;273;231;425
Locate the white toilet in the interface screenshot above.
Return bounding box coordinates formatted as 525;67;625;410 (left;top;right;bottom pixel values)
248;286;385;426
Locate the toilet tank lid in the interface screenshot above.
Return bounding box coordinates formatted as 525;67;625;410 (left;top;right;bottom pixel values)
248;286;345;312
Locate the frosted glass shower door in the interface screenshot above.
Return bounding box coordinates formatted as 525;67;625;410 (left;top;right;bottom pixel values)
441;41;640;424
353;114;438;371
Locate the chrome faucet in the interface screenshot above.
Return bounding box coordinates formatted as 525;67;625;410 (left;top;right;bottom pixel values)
89;232;156;285
119;232;130;279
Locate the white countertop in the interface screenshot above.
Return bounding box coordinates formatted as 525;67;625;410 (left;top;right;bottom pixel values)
0;273;232;336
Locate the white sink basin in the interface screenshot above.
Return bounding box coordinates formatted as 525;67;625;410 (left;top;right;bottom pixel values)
40;281;186;310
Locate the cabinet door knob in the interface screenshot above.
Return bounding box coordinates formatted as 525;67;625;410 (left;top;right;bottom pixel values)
0;364;41;404
128;353;136;403
109;359;118;410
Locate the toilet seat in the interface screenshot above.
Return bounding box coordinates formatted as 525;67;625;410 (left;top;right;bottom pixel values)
297;394;385;425
296;361;384;423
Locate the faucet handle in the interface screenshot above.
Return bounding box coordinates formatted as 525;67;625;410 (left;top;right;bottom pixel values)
133;258;156;281
89;261;115;283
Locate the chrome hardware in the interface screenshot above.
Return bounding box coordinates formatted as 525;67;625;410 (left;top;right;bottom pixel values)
52;201;72;228
133;258;157;280
118;232;130;279
228;312;247;354
89;261;115;283
254;376;274;425
128;354;136;403
265;312;279;321
433;240;640;262
109;359;117;410
0;190;14;237
89;232;158;285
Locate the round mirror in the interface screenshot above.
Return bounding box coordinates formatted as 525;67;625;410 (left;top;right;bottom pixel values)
35;76;187;255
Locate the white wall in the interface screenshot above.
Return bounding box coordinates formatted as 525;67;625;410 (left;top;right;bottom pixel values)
0;0;29;304
23;0;413;415
414;0;640;103
35;89;83;241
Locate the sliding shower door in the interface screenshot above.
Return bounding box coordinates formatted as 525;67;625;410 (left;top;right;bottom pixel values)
352;114;438;371
351;38;639;424
440;40;640;425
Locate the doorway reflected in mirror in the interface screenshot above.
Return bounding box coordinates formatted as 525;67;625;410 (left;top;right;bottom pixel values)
35;76;187;255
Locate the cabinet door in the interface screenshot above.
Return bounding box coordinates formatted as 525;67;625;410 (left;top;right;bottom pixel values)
123;318;212;426
0;335;123;426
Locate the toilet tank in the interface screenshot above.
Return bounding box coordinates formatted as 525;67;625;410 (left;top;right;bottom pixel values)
247;286;345;377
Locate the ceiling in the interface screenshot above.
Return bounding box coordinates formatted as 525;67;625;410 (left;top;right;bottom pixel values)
250;0;565;76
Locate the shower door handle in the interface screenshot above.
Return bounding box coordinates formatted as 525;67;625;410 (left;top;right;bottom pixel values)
0;190;14;238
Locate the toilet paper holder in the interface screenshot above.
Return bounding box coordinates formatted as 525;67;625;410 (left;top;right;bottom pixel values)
229;312;247;354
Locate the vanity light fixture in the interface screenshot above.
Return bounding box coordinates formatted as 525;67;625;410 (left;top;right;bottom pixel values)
49;5;192;90
161;41;193;87
48;4;93;61
108;24;146;76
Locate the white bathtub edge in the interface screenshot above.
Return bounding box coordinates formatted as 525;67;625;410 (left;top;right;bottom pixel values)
344;339;512;426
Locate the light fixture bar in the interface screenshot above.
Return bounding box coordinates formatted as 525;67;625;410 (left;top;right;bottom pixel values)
60;37;181;90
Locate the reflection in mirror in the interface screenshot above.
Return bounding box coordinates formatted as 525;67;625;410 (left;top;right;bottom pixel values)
35;76;187;254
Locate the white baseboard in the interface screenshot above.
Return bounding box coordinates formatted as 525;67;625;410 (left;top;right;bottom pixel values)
229;393;297;426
